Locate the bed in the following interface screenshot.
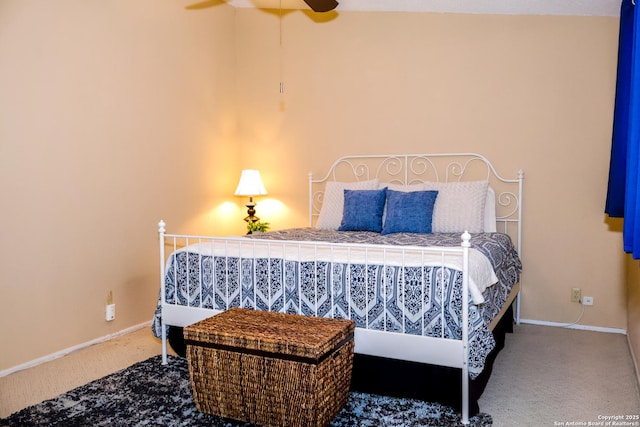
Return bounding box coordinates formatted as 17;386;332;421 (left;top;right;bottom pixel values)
152;153;523;425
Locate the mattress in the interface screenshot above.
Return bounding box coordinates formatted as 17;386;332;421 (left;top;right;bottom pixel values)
152;228;521;379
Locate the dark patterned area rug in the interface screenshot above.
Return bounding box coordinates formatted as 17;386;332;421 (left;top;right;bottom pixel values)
0;355;492;427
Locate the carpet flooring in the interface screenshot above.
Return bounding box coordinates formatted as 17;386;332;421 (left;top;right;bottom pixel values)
0;355;492;427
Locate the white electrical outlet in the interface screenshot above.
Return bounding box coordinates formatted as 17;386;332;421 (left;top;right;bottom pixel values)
582;296;594;306
106;304;116;321
571;288;581;303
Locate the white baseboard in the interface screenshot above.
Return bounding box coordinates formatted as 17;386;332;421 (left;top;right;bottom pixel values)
0;322;150;378
519;318;627;335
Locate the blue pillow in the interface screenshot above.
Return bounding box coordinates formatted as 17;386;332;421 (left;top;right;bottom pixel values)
338;188;388;232
381;190;439;235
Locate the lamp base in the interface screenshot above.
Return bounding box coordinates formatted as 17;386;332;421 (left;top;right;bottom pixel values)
244;203;259;223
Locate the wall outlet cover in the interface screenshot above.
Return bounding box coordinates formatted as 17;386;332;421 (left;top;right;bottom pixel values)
106;304;116;321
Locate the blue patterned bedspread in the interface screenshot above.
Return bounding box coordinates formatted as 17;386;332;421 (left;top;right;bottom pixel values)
152;229;521;379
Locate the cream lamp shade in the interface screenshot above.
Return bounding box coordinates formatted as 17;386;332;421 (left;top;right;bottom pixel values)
234;169;268;198
234;169;267;223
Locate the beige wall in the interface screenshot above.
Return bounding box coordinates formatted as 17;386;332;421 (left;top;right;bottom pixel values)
0;1;241;371
236;10;625;329
1;2;630;372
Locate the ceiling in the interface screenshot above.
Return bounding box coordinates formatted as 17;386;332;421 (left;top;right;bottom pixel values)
229;0;622;16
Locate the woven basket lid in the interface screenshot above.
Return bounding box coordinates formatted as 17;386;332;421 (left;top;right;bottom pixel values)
184;308;355;360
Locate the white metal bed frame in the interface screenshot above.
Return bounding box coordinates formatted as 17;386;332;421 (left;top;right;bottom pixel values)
309;152;524;320
157;153;523;425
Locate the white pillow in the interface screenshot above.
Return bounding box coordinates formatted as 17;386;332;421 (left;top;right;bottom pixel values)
316;179;379;229
423;180;489;233
379;182;426;192
484;186;497;232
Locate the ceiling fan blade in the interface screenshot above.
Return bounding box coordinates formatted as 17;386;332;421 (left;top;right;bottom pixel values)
185;0;226;10
303;0;338;12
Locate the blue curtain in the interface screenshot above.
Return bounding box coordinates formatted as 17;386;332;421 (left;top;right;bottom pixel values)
606;0;640;258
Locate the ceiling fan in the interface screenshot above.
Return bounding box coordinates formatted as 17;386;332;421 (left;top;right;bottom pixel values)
187;0;338;13
303;0;338;12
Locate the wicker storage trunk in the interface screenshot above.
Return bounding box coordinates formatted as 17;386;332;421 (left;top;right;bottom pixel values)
184;308;355;427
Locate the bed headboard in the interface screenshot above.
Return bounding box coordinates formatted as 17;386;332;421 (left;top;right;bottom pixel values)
308;153;523;254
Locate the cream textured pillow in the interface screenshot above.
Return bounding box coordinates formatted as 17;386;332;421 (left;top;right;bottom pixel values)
379;182;426;192
484;186;497;232
316;179;379;229
423;181;489;233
